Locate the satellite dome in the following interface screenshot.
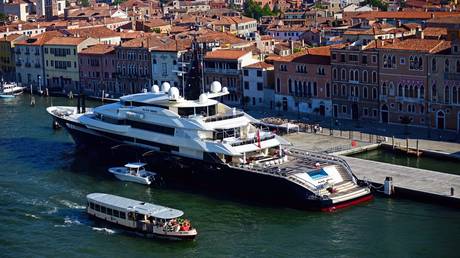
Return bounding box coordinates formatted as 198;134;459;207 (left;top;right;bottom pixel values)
222;87;229;93
210;81;222;93
168;87;180;100
161;82;171;93
151;85;159;93
199;93;208;103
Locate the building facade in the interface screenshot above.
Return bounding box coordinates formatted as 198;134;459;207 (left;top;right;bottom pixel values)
14;31;63;91
43;37;98;93
378;39;451;127
204;49;258;106
331;43;380;121
0;34;26;82
79;44;118;98
242;61;274;109
274;47;333;117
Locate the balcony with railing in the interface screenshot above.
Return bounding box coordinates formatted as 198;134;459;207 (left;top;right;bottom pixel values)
205;67;240;75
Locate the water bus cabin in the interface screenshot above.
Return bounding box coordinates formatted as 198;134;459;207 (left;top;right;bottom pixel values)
86;193;197;240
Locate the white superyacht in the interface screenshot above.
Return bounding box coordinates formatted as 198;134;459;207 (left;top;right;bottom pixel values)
48;82;372;211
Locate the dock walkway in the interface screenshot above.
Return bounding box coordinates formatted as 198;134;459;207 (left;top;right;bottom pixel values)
342;156;460;202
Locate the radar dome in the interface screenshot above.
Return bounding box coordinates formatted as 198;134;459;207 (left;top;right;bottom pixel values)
210;81;222;93
199;93;208;103
222;87;229;94
161;82;171;93
151;85;159;93
168;87;180;100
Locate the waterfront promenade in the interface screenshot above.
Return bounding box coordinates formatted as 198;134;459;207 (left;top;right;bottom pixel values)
284;131;460;206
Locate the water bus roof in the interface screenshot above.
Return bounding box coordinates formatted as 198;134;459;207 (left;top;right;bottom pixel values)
87;193;184;219
124;162;147;169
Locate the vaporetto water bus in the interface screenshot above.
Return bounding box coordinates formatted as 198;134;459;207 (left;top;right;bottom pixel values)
48;82;372;211
86;193;197;240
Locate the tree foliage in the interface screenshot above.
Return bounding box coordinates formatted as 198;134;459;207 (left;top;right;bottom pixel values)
80;0;90;7
244;0;277;20
0;13;8;23
365;0;388;11
112;0;126;5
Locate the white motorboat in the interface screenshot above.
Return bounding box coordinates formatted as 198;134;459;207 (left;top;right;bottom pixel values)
87;193;197;240
0;82;25;98
108;163;156;185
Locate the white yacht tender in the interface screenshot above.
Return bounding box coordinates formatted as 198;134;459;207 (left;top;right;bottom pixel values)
0;82;25;98
108;163;156;185
48;82;372;211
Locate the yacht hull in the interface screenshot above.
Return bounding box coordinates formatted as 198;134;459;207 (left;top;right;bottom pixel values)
53;115;372;211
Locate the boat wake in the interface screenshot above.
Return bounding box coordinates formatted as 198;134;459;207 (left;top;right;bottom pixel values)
92;227;117;235
25;213;40;219
58;199;86;209
43;206;58;215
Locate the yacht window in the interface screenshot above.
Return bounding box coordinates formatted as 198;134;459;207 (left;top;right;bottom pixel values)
127;120;175;135
101;206;106;214
106;208;113;216
113;210;120;217
90;202;94;209
178;107;195;117
120;212;126;219
208;105;216;116
214;128;240;140
95;204;100;212
195;106;207;116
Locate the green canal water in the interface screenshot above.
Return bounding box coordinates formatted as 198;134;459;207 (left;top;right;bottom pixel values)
1;95;460;257
350;149;460;175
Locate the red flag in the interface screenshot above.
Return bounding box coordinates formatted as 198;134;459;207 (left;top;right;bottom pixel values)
257;129;261;148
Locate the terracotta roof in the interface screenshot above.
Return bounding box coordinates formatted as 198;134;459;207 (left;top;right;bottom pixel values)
44;37;88;46
15;31;64;46
204;49;251;60
276;45;345;64
66;27;119;39
427;15;460;24
121;35;191;51
267;26;309;32
0;33;24;42
211;15;257;26
355;11;460;20
244;61;274;69
79;44;115;55
118;31;149;40
380;39;451;53
422;27;448;38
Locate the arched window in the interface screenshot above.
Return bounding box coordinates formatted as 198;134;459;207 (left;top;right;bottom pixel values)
341;85;346;96
354;70;359;81
418;57;423;70
326;83;331;98
445;86;450;104
349;70;354;81
382;82;387;95
363;86;368;99
288;79;292;93
333;83;338;96
333;68;338;80
453;87;458;104
431;82;437;99
276;78;280;92
372;71;377;83
341;69;346;80
409;56;414;70
372;87;378;100
409;86;414;98
445;59;450;72
392;55;396;67
398;84;403;96
363;70;368;82
404;85;409;97
383;54;388;68
432;58;437;72
457;60;460;73
419;86;424;99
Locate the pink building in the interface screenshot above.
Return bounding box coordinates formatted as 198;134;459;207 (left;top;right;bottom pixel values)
79;44;118;98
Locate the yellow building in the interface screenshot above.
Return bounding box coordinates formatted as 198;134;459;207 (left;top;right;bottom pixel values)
43;36;98;94
0;34;27;81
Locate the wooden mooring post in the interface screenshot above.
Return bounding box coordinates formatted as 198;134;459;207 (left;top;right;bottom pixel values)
392;136;395;149
416;139;419;156
406;138;409;153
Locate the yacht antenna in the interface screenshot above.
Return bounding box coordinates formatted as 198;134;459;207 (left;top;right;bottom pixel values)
200;46;204;94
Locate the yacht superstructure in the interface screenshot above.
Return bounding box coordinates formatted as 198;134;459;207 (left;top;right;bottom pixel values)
48;82;372;211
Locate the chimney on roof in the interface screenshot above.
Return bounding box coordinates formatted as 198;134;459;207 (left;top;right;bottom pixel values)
18;24;22;31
